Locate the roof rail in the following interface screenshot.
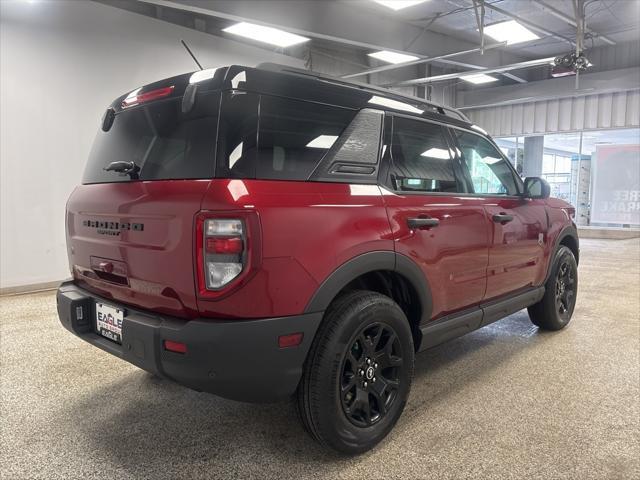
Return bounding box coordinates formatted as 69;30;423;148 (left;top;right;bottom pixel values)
256;63;470;123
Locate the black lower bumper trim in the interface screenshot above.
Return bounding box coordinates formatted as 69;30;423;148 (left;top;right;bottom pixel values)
56;281;322;403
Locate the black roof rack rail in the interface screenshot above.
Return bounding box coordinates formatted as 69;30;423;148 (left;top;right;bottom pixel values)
256;62;471;123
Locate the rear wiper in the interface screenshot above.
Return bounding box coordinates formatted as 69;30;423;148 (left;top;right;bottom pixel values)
104;161;140;180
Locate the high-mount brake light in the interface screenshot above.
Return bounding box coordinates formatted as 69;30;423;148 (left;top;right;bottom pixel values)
121;85;175;109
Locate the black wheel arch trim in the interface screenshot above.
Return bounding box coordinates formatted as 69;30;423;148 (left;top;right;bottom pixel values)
304;251;433;323
544;225;579;284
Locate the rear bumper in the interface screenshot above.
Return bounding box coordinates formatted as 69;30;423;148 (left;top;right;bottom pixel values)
56;281;322;402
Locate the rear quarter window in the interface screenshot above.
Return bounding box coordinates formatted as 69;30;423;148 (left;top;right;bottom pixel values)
216;94;357;181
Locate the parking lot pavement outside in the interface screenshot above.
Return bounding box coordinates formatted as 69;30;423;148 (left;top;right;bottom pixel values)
1;238;639;480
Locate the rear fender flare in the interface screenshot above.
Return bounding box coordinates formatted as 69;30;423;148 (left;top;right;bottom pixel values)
303;251;433;323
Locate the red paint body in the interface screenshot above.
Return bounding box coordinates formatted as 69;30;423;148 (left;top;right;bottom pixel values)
66;178;573;322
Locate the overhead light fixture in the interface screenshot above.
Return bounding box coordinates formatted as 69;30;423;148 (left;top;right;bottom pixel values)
483;20;539;45
189;68;218;84
368;95;424;114
460;73;499;84
368;50;420;64
421;148;451;159
222;22;310;48
306;135;338;149
482;156;502;165
372;0;429;10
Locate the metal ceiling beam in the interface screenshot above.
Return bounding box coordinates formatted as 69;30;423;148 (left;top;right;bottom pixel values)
482;2;576;47
340;42;507;79
140;0;529;84
434;58;528;83
532;0;616;46
389;56;556;86
139;0;406;53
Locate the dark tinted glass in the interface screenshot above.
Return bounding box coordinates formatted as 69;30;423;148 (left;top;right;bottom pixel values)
256;96;357;181
83;92;220;184
390;117;460;193
454;130;519;195
215;92;259;179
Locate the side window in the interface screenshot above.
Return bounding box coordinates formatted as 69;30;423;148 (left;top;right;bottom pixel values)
256;96;357;181
390;117;460;193
454;130;519;195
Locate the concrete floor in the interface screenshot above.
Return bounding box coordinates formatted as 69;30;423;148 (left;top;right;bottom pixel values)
1;238;639;479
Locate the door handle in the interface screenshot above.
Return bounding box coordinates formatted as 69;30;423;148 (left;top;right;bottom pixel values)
407;217;440;229
492;213;514;224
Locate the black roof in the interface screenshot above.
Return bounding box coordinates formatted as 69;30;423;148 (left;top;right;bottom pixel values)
108;63;473;129
255;63;470;124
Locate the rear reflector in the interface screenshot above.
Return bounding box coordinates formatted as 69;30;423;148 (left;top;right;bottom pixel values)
206;237;243;254
278;332;304;348
163;339;187;354
122;85;175;108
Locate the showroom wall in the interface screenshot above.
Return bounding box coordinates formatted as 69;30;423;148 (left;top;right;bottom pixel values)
0;1;302;290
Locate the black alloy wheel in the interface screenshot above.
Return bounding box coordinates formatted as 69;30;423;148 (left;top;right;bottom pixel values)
555;258;577;320
340;323;403;427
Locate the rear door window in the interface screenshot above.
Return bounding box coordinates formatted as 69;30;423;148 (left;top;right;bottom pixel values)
83;92;220;184
389;117;464;193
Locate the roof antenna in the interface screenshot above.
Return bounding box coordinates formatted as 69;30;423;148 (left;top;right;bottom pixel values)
181;39;203;70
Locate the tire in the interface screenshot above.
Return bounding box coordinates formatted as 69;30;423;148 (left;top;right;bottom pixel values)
296;290;414;454
528;246;578;331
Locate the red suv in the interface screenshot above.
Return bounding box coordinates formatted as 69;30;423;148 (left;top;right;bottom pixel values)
57;64;579;453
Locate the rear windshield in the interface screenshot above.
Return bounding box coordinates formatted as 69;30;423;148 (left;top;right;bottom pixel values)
83;92;220;184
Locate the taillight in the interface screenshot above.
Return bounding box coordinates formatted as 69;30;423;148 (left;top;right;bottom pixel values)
195;211;261;298
202;219;244;289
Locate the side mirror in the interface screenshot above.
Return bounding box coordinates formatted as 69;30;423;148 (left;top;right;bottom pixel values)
523;176;551;199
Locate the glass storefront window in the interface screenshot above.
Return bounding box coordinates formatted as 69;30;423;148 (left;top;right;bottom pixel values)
495;128;640;229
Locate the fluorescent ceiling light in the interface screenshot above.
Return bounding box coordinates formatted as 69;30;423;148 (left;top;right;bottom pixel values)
229;143;243;168
482;156;502;165
368;50;420;64
306;135;338;149
372;0;429;11
368;95;423;114
460;73;499;84
189;68;218;84
483;20;539;45
421;148;451;159
222;22;310;48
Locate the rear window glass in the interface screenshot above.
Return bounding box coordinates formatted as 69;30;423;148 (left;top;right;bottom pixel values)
216;94;357;181
83;92;220;184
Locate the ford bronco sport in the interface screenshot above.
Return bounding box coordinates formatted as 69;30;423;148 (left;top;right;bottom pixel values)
57;64;579;454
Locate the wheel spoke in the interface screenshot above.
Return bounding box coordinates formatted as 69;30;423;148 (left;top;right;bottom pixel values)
371;389;387;416
341;374;356;394
372;327;383;350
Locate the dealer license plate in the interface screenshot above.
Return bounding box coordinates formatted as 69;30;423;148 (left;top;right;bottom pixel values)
95;302;124;344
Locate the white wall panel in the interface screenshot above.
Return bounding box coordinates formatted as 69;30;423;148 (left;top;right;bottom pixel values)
467;90;640;136
0;1;302;289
